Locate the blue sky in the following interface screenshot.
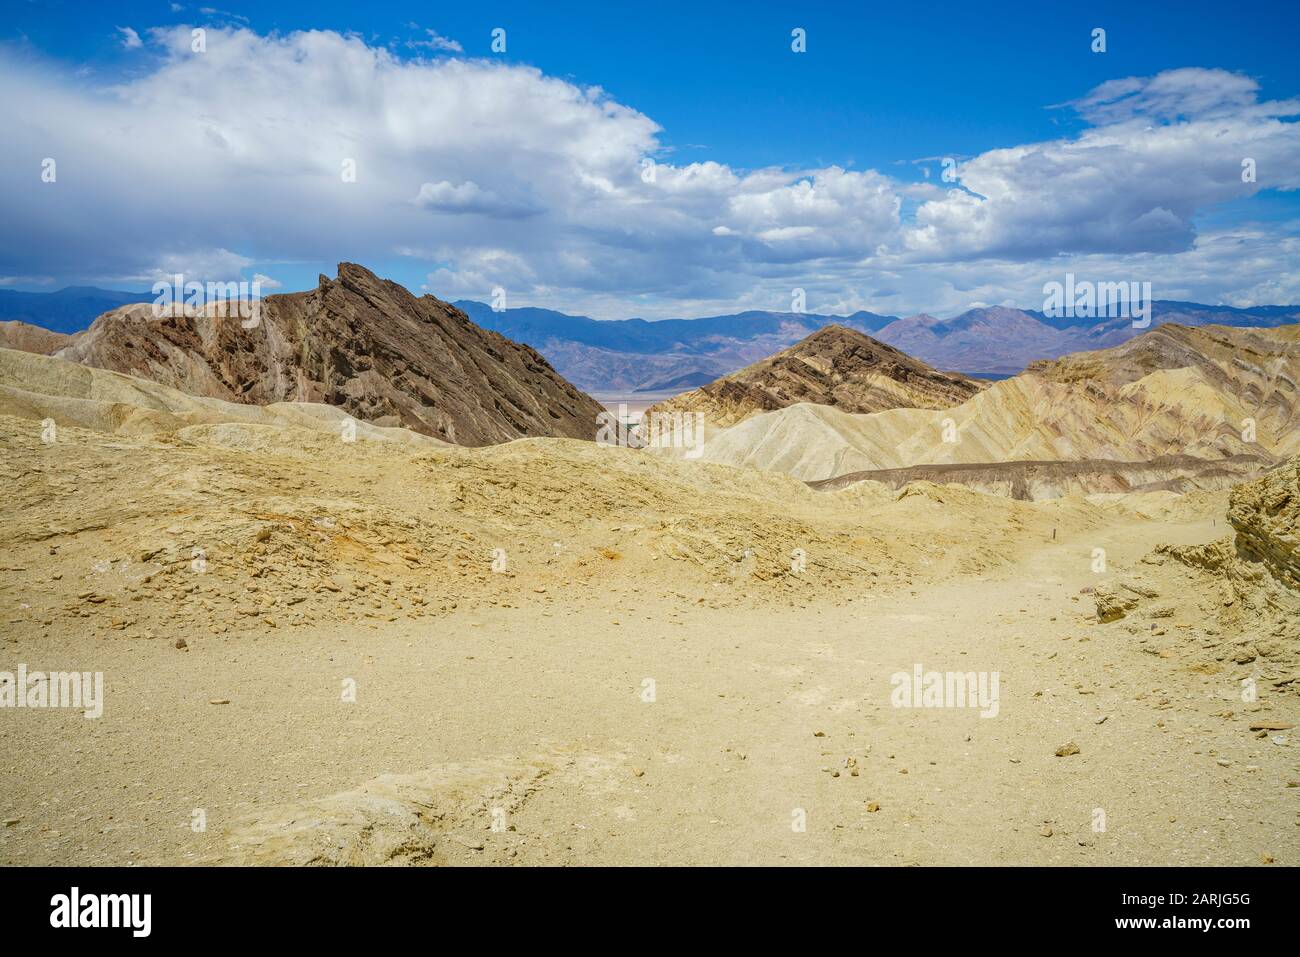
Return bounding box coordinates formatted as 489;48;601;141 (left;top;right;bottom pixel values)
2;0;1298;317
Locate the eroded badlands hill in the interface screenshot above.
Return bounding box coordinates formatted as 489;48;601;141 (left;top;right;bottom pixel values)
0;350;1123;645
665;324;1299;489
0;320;72;356
644;324;984;429
56;264;605;446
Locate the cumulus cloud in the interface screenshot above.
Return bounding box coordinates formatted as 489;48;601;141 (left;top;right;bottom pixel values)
0;26;1297;318
115;27;142;49
905;70;1300;263
414;180;539;218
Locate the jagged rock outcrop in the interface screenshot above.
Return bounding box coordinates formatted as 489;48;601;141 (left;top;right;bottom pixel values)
1227;457;1300;592
1093;578;1161;622
644;324;983;429
1157;457;1300;664
55;264;605;446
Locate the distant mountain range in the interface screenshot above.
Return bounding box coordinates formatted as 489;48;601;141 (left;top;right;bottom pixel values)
6;285;1298;393
0;286;148;334
455;300;898;393
460;299;1300;390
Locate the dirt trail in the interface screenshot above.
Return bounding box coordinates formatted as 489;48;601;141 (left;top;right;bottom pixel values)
3;506;1294;866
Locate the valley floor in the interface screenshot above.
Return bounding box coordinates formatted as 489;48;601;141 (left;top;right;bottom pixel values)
3;508;1295;866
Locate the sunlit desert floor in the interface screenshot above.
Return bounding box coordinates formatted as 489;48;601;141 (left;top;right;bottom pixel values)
4;504;1295;866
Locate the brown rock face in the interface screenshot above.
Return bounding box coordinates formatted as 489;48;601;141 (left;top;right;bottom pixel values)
645;324;984;428
0;320;73;356
55;264;605;446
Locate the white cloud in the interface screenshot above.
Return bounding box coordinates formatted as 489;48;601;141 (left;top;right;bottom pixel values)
904;69;1300;264
0;28;1297;318
408;30;463;54
414;180;538;218
116;27;143;49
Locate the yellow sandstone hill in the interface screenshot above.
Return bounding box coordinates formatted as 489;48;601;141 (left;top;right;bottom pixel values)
658;324;1299;490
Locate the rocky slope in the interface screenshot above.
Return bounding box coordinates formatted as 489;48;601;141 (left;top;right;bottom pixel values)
1227;458;1300;593
0;347;444;446
56;264;605;446
641;325;983;429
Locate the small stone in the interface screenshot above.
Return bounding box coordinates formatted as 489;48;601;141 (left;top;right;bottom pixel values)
1055;742;1080;757
174;638;188;650
865;802;880;813
208;698;230;705
1040;825;1053;838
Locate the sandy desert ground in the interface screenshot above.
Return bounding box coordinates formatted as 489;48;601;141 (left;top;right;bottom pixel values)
1;389;1296;866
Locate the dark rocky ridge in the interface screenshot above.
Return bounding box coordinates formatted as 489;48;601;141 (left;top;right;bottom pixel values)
645;324;984;428
56;264;606;446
